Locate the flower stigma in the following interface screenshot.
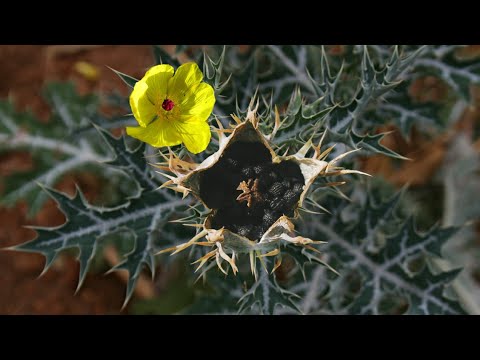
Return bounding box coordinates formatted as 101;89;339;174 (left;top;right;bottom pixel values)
162;98;175;111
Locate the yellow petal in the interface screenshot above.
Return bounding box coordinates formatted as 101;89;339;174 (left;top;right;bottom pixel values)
126;119;182;148
173;120;211;154
144;64;175;78
179;82;216;122
127;62;215;153
168;62;203;99
143;64;175;105
129;81;156;127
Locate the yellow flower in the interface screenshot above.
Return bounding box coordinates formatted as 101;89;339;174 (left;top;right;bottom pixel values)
126;62;215;154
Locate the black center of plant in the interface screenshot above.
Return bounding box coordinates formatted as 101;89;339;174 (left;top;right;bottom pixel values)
199;141;305;241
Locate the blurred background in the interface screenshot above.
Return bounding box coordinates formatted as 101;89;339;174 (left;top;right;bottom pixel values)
1;45;479;314
0;45;156;314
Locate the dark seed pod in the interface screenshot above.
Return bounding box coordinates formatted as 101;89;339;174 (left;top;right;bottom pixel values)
223;141;247;165
224;157;240;170
278;160;303;178
269;170;278;181
269;182;285;197
293;182;304;194
228;223;238;233
283;189;298;207
258;172;275;189
230;173;243;188
270;196;285;211
250;225;264;240
226;141;271;166
247;205;264;219
213;212;230;229
282;178;291;189
230;204;247;219
241;166;255;179
200;169;228;209
210;216;221;229
254;163;269;175
237;224;253;238
284;208;295;218
262;192;273;203
292;175;303;183
263;209;279;225
244;142;272;165
201;141;310;239
213;206;236;229
287;177;299;187
261;223;273;235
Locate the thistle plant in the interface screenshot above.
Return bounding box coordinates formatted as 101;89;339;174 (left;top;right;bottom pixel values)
157;110;369;278
2;45;479;314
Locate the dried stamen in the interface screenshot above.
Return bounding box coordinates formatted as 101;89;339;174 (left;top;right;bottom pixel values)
236;179;263;207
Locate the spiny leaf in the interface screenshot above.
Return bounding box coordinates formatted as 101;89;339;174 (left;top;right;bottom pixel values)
94;125;159;192
0;99;43;135
264;45;317;101
365;80;452;137
273;88;332;147
283;244;333;280
0;84;108;216
414;45;480;101
238;266;301;315
203;45;229;93
302;181;465;315
326;126;408;160
380;217;459;260
108;67;139;88
13;185;187;305
43;82;99;132
73;115;137;136
184;271;244;314
271;46;426;158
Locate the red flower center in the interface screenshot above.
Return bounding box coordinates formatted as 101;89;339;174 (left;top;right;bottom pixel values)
162;98;175;111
